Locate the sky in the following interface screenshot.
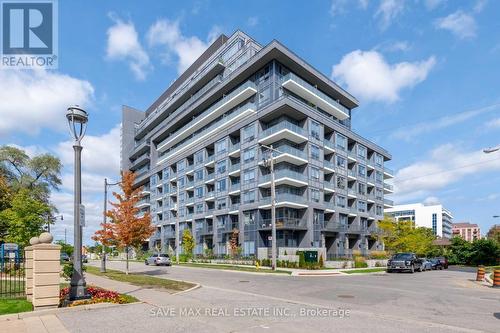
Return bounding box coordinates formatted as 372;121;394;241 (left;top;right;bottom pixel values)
1;0;500;245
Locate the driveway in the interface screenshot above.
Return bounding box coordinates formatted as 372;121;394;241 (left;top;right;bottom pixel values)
55;260;500;332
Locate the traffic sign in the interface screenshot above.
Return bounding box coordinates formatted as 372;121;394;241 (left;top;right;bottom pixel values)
79;204;85;227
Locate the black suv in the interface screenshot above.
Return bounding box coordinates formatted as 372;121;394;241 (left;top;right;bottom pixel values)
387;253;423;273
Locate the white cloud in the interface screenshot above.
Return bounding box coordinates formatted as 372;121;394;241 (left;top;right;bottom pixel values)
424;0;446;10
485;117;500;130
0;69;94;137
330;0;369;16
435;10;477;39
391;103;500;140
247;16;259;27
332;50;435;102
473;0;487;13
146;19;216;75
106;14;151;80
374;0;405;30
393;144;500;201
423;196;441;205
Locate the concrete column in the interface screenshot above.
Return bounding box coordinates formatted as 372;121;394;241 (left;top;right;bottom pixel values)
31;233;61;310
24;246;34;302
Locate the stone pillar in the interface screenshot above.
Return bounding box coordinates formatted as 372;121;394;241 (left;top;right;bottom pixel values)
31;233;61;310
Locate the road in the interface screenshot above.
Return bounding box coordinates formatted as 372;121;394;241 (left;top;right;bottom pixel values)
57;260;499;332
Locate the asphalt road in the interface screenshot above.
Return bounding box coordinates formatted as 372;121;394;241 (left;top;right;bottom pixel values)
60;260;499;332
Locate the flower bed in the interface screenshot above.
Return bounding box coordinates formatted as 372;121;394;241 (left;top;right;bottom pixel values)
59;286;137;307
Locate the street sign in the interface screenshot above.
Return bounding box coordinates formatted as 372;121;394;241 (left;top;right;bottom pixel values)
79;204;85;227
2;243;18;251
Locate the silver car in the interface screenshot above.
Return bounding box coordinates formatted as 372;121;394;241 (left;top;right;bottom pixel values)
145;254;171;266
420;258;432;271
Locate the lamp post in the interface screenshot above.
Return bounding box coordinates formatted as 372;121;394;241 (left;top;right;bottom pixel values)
102;178;120;273
261;143;283;271
66;105;90;301
483;145;500;154
175;182;180;263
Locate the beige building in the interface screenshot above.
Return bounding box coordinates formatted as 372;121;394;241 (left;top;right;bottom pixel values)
452;222;481;242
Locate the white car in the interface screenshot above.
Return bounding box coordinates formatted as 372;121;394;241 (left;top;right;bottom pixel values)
145;254;171;266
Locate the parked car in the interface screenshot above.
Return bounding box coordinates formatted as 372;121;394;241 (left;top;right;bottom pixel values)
420;258;432;271
145;254;171;266
435;256;448;269
387;253;423;273
60;253;70;262
429;258;444;270
82;254;88;263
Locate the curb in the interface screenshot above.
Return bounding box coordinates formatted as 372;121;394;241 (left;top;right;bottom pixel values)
293;271;345;277
0;301;142;322
172;283;201;295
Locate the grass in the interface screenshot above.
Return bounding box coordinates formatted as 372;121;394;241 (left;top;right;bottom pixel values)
340;268;387;274
178;262;291;274
0;298;32;315
85;266;195;293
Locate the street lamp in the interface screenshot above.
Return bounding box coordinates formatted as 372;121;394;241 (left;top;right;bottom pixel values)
483;145;500;154
261;144;280;271
66;105;90;301
102;178;120;273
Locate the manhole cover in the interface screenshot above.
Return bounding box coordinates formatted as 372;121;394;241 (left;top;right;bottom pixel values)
337;294;354;299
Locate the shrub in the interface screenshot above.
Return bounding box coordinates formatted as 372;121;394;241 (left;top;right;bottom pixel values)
298;251;305;268
62;263;86;280
354;256;368;268
352;249;362;257
59;286;136;307
178;254;190;263
319;254;324;268
369;251;388;260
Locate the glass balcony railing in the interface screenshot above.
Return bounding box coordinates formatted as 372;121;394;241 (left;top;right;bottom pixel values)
229;163;241;173
323;222;347;232
261;120;306;139
260;192;306;205
384;166;394;175
384;183;394;191
384;198;394;206
259;218;306;229
271;145;307;160
260;169;307;183
324;160;335;170
324;140;335;151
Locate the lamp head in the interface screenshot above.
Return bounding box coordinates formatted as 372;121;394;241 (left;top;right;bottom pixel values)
66;105;88;142
483;146;500;154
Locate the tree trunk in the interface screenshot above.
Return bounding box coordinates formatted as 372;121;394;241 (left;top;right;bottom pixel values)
125;246;129;275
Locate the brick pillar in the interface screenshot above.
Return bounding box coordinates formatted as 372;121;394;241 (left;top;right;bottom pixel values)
31;233;61;310
25;247;33;301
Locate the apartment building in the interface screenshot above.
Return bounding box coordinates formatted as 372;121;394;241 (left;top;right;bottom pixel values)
452;222;481;242
121;31;393;259
386;203;453;239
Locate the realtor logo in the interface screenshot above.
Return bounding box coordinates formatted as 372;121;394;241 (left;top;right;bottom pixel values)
1;0;58;68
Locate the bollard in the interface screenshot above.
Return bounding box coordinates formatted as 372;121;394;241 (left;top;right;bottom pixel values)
476;266;485;281
493;269;500;288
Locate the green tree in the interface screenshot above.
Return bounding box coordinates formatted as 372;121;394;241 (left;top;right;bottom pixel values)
182;229;195;259
469;239;500;266
447;237;473;265
379;217;435;255
55;240;74;257
0;189;51;246
0;175;12;240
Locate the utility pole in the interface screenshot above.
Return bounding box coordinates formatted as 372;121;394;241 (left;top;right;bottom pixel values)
64;228;67;244
261;143;280;271
101;178;121;273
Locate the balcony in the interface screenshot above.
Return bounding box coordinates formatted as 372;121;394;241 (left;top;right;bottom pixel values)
229;183;240;194
384;198;394;208
258;145;308;166
324;140;336;154
229;142;241;157
347;169;356;180
322;222;347;232
137;199;151;208
228;162;241;176
258;169;308;188
383;183;394;194
258;121;308;146
324;160;336;173
281;73;349;121
157;81;257;152
384;166;394;179
324;201;336;211
130;139;150;159
258;193;308;209
258;218;307;230
130;153;150;171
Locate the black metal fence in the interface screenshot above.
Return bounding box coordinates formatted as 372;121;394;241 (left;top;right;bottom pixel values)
0;255;25;299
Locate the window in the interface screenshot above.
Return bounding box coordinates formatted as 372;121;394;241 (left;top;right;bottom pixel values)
243;148;255;163
339;213;347;225
217;160;227;174
243;169;255;184
179;192;185;204
217;198;227;210
217;178;227;192
336;133;347;151
195;151;204;165
358;183;366;195
178;176;185;188
310;188;320;202
243;211;255;224
432;213;437;235
357;145;367;159
375;171;383;184
358;164;366;177
162;168;169;179
376;205;383;215
195;169;203;181
310;120;320;140
336;195;346;208
311;167;320;181
357;200;367;212
195;186;203;198
216;139;227;154
242;124;255;142
243;190;255;204
310;144;320;160
375;153;383;167
375;188;383;200
177;160;185;172
336;155;346;169
336;176;346;189
196;203;204;214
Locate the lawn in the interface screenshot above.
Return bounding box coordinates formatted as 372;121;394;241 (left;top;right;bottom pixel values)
340;268;386;274
178;263;291;274
0;298;32;315
85;266;196;293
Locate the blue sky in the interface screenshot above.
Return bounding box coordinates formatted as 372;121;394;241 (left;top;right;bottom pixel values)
1;0;500;244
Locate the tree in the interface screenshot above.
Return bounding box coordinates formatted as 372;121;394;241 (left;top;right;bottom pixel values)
0;145;62;203
105;171;154;274
378;216;435;256
0;175;12;240
0;189;51;246
56;240;74;257
182;229;195;259
229;228;239;258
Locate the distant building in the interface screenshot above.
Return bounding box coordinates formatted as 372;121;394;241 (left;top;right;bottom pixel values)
486;224;500;241
385;203;453;239
452;222;480;242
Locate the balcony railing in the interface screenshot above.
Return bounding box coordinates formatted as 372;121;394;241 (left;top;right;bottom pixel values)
383;183;394;191
259;168;307;184
260;192;306;205
259;218;307;229
323;222;347;232
261;120;307;140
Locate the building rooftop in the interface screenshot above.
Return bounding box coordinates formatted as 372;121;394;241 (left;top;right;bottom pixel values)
452;222;479;228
